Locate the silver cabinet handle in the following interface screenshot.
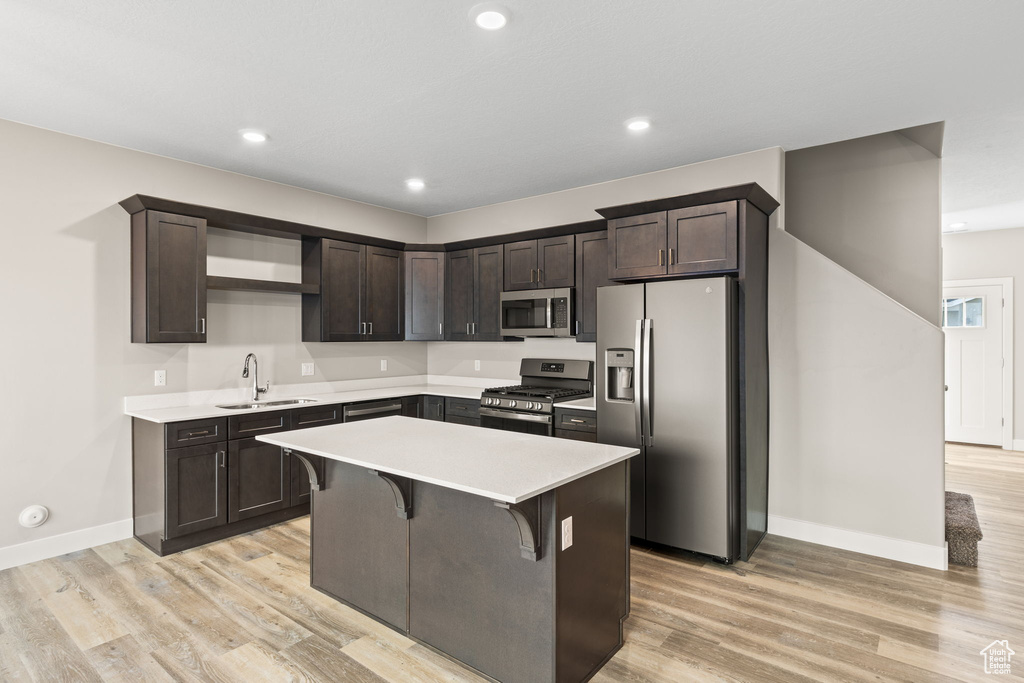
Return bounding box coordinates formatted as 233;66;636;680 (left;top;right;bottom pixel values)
538;268;543;283
439;322;443;335
668;248;674;265
575;320;579;336
218;451;225;468
466;322;471;334
658;249;664;266
368;322;373;335
530;269;536;283
473;322;477;335
634;320;643;445
200;317;206;334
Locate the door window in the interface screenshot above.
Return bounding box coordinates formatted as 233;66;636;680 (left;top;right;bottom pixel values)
942;297;984;328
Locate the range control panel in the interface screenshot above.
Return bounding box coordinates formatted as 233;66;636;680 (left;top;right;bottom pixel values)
541;362;564;373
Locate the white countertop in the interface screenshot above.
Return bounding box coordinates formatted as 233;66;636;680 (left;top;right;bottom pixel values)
257;416;636;504
125;384;484;424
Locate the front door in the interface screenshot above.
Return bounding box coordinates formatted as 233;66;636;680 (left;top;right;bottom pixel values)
943;284;1003;446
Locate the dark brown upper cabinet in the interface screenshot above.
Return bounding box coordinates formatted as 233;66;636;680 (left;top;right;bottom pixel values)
405;251;445;341
302;238;404;342
606;211;668;280
446;245;504;341
666;201;738;275
574;230;616;343
503;235;575;291
607;202;739;280
131;210;208;343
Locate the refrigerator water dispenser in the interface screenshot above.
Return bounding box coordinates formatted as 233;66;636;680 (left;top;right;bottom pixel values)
605;349;634;402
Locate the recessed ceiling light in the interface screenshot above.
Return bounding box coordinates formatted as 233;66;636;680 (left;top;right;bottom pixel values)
406;178;426;191
625;118;651;132
470;3;509;30
948;222;968;229
240;130;268;143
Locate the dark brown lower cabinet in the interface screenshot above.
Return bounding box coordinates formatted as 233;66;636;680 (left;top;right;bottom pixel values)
133;394;474;556
553;408;597;442
423;395;445;421
228;438;291;523
165;441;227;540
444;397;480;427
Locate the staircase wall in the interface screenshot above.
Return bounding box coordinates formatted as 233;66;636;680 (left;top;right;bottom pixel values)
784;127;943;325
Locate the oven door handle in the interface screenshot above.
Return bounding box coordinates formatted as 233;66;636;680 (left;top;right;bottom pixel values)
479;407;552;424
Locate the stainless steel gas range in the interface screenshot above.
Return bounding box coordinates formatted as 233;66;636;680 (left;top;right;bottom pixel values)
479;358;594;436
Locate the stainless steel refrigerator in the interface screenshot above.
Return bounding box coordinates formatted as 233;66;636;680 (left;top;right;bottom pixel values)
597;276;760;563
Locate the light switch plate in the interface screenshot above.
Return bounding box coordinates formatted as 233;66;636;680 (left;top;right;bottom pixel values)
561;516;573;550
380;359;388;372
474;360;481;371
301;363;314;376
154;370;166;387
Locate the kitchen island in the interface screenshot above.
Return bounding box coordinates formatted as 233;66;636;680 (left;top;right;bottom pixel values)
257;416;638;683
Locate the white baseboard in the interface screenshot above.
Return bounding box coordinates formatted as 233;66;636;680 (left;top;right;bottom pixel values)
0;519;133;572
768;515;948;570
1011;439;1024;453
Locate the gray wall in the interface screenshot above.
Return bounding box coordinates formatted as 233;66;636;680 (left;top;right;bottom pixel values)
785;129;943;324
0;118;427;552
943;227;1024;444
768;229;946;550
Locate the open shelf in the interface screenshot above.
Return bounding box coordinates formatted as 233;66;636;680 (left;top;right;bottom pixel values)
207;276;319;295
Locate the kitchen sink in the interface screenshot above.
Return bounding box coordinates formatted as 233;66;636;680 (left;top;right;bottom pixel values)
217;399;318;410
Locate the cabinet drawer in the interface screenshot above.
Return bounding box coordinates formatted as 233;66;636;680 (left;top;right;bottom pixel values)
165;418;228;449
290;404;343;430
555;409;596;433
445;397;480;420
554;429;597;443
229;410;291;439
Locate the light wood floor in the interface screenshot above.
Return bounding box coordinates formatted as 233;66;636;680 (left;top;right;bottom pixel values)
2;443;1023;682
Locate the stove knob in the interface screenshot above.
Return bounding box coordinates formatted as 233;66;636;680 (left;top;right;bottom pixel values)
509;400;517;408
525;402;534;410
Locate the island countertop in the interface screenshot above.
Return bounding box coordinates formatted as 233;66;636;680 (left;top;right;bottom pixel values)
257;416;638;504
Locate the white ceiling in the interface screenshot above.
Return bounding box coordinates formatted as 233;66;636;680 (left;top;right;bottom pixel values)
2;1;1022;229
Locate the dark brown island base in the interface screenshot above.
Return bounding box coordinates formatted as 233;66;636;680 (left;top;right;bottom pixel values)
258;416;639;683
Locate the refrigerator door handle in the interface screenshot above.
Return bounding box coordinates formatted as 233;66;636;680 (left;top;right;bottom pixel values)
643;318;653;446
634;319;644;444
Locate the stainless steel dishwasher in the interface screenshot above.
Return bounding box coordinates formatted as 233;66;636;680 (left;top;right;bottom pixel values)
343;399;405;422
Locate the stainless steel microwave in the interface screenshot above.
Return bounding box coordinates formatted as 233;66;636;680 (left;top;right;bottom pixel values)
499;288;574;337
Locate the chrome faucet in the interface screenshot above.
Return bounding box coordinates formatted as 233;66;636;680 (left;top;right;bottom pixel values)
242;353;270;401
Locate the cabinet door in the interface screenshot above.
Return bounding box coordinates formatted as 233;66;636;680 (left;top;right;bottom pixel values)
536;235;575;289
666;201;738;275
607;211;667;280
405;252;445;341
320;239;365;341
290;452;323;507
503;240;538;291
473;245;504;341
574;230;615;342
402;395;422;418
133;210;207;343
365;246;404;341
165;442;226;539
423;395;445;421
446;249;475;341
228;438;290;523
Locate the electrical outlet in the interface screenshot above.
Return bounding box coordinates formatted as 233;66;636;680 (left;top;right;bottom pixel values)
301;362;314;376
561;516;573;550
474;360;481;371
380;359;388;372
154;370;166;387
